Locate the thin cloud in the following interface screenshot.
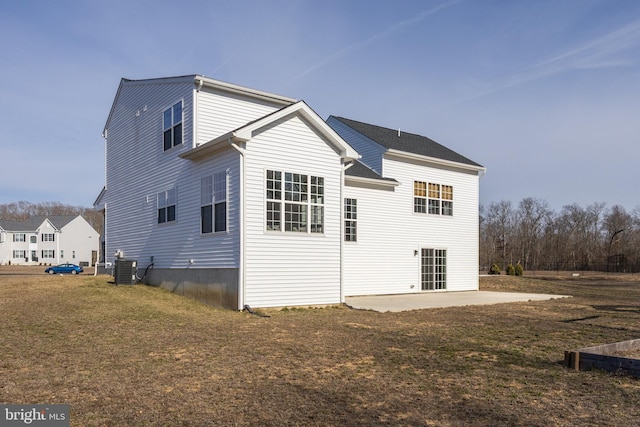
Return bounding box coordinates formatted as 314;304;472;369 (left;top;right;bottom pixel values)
455;17;640;104
293;0;460;81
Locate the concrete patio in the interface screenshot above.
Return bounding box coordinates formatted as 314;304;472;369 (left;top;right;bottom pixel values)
345;291;570;313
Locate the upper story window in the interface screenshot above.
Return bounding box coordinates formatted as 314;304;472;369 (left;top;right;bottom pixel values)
414;181;453;216
42;233;55;242
13;233;26;242
158;187;177;224
30;235;37;244
163;101;183;151
344;198;357;242
201;171;228;234
266;170;324;233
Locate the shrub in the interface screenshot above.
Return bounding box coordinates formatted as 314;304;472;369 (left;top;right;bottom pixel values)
506;264;516;276
488;263;501;275
515;263;524;276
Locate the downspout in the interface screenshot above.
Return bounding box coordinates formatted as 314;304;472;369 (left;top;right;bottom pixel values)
340;161;354;304
228;138;246;310
194;78;204;147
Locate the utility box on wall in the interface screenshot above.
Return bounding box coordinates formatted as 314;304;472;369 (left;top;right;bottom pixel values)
114;259;137;285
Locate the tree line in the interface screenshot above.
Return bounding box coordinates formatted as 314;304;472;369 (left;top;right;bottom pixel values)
0;201;103;238
480;198;640;273
3;199;639;274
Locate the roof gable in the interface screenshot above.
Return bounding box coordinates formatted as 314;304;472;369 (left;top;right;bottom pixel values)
330;116;483;169
181;101;359;162
0;215;79;232
103;75;296;135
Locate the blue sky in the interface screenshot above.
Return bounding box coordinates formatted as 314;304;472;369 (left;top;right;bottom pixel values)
1;0;639;212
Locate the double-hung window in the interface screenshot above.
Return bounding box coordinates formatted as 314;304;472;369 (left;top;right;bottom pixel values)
42;233;55;242
414;180;453;216
158;187;177;224
266;170;324;233
163;101;183;151
41;250;55;259
201;171;228;234
13;233;26;242
344;198;357;242
428;183;441;214
413;181;427;213
13;250;26;259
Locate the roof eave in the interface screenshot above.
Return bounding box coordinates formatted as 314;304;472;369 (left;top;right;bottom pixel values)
195;75;296;106
385;149;486;174
179;132;244;161
345;175;399;188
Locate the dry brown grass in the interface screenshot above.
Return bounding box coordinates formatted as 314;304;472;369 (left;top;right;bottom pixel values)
2;267;640;426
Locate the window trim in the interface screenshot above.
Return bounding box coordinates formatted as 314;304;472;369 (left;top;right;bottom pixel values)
265;169;325;234
421;248;447;291
13;250;26;259
414;180;453;217
200;171;228;235
344;198;357;242
157;187;177;224
162;100;183;151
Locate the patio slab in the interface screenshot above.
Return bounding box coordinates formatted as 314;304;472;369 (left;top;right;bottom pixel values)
345;291;570;313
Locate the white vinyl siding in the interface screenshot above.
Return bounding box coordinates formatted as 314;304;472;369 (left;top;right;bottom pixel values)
103;78;241;269
195;87;287;146
244;115;343;308
343;156;480;296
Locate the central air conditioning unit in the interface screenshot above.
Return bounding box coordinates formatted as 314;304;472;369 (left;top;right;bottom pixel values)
114;259;137;285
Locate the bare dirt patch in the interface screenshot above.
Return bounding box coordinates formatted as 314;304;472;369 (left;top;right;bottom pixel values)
2;270;640;425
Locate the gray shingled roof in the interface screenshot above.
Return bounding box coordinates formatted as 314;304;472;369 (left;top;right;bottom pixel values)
345;160;398;183
0;215;77;232
330;116;483;168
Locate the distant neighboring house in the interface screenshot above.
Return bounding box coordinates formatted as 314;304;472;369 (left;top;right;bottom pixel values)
0;215;100;266
96;75;484;310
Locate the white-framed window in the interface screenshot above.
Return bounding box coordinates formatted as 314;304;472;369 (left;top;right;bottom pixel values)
72;251;76;259
265;170;324;233
163;101;183;151
41;250;55;259
441;185;453;216
201;171;228;234
30;235;37;244
13;250;26;259
42;233;55;242
344;198;357;242
414;180;453;216
61;250;64;258
421;248;447;290
158;187;177;224
414;181;427;214
13;233;26;242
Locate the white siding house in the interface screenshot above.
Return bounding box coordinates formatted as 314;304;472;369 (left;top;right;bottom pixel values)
97;75;484;309
327;116;485;296
0;215;99;266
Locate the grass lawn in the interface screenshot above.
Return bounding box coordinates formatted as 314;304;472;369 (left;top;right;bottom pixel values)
2;268;640;426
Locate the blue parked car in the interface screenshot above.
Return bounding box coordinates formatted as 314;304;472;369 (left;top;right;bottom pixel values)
45;263;84;275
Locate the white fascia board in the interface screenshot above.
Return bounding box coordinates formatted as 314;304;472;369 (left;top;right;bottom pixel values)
385;149;486;174
235;101;360;161
344;175;399;188
195;75;296;106
179;133;238;161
